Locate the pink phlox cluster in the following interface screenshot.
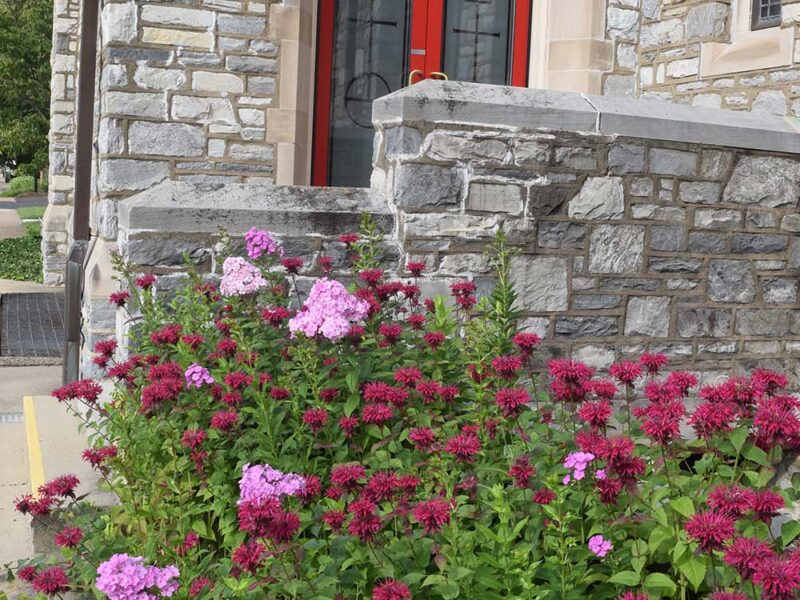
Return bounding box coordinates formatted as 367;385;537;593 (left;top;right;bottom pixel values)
184;364;214;388
563;451;595;484
288;278;370;341
588;534;613;558
245;228;282;260
238;463;306;505
95;554;180;600
219;257;267;297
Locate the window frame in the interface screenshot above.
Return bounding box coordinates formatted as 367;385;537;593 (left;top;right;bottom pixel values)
751;0;782;31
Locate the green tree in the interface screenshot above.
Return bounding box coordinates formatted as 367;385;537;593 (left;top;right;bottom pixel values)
0;0;52;188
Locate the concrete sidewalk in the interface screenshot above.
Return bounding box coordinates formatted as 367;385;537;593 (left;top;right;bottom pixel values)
0;366;61;566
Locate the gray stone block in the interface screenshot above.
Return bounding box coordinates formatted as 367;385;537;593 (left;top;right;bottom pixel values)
537;221;585;249
763;278;798;304
509;256;568;311
650;225;686;251
723;155;800;208
630;178;654;197
687;232;727;253
385;127;423;157
608;143;645;174
249;77;276;95
731;234;789;254
218;14;265;35
708;260;756;303
98;159;171;193
427;132;507;162
676;308;732;337
700;149;735;180
528;184;574;217
568;176;624;220
554;147;596;170
781;214;800;233
648;257;703;273
679;181;721;204
631;205;687;221
650;148;698;176
695;209;742;230
555;316;618;338
571;294;622;310
746;211;778;229
467;182;523;214
625;296;670;337
126;237;211;267
599;278;660;291
686;3;728;39
736;309;798;336
177;51;223;67
393;163;462;210
226;55;278;74
514;140;550;165
588;224;645;274
129;122;205;157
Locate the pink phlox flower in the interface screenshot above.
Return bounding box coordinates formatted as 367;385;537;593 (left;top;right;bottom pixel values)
96;554;180;600
219;257;267;297
564;451;595;481
245;228;282;259
288;278;370;341
184;363;214;388
238;463;305;505
588;534;613;558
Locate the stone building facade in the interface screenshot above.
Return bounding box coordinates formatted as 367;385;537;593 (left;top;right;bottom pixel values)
115;81;800;381
45;0;800;286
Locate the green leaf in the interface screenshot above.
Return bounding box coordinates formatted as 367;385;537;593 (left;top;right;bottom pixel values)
643;573;677;596
607;571;640;586
449;567;473;581
435;582;460;599
678;555;707;591
631;557;646;574
730;427;749;454
669;496;695;519
422;575;446;588
781;520;800;548
743;444;769;466
648;526;673;555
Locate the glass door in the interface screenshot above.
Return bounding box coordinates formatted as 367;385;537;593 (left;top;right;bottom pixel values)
312;0;532;187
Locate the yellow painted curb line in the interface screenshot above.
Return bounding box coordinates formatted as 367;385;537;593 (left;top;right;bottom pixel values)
23;396;45;494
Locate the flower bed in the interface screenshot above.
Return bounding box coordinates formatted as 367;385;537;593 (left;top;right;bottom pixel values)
12;223;800;599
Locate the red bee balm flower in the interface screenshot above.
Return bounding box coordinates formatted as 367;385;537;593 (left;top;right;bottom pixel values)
685;511;736;552
495;387;530;418
302;408;329;433
532;488;556;505
609;361;642;386
411;499;452;533
508;455;536;489
135;273;156;289
444;432;481;462
406;261;426;277
512;332;540;356
32;567;69;596
724;536;774;579
373;579;411;600
281;257;304;274
54;526;83;548
108;291;130;307
752;555;800;600
578;400;612;429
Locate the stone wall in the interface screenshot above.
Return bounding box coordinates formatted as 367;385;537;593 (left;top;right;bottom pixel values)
604;0;800;114
110;80;800;382
371;84;800;381
43;0;286;285
43;0;82;285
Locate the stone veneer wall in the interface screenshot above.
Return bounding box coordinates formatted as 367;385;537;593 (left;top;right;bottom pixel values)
43;0;286;286
111;80;800;382
604;0;800;112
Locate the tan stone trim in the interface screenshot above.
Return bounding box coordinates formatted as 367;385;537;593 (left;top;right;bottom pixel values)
700;0;794;77
267;0;317;185
528;0;610;94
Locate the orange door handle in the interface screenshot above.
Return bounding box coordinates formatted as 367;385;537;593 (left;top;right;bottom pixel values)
408;69;424;85
429;71;448;80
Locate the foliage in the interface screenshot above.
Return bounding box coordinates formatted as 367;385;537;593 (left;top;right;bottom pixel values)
0;0;52;176
12;224;800;599
0;175;48;198
0;218;42;282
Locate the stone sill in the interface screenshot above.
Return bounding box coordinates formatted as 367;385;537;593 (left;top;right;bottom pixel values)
700;25;794;78
118;181;392;236
373;80;800;155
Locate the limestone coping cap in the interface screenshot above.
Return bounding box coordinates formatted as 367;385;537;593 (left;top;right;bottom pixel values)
119;181;392;235
373;80;800;155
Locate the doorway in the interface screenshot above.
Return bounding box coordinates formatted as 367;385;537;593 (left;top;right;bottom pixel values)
312;0;533;187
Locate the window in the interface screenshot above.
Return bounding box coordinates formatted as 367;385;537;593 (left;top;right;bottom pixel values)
752;0;781;30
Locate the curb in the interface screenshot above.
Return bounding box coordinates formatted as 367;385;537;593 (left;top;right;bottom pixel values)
22;396;45;494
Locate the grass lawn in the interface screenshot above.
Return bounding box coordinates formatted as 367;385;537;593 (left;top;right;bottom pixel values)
16;206;46;220
0;210;43;283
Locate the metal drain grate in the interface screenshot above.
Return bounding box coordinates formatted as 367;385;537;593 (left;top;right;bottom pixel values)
0;293;64;358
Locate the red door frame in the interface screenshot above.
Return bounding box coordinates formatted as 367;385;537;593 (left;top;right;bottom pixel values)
312;0;532;186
